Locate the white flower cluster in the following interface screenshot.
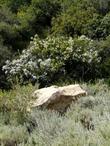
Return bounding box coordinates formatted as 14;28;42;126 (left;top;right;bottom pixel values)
76;36;99;63
2;35;100;83
2;43;53;82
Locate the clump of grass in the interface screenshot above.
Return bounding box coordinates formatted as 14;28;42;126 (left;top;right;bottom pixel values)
0;83;38;125
0;125;28;146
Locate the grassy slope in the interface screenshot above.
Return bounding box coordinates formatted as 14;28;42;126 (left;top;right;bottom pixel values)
0;81;110;146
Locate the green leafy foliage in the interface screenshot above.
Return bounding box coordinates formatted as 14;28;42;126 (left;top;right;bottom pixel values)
0;5;23;51
1;0;110;88
3;35;100;86
99;36;110;78
52;4;97;37
0;38;12;89
17;0;61;38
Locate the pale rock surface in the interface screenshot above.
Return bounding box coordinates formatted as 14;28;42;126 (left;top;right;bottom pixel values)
31;84;87;112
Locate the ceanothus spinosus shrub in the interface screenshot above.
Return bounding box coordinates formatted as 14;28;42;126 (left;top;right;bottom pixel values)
2;35;100;86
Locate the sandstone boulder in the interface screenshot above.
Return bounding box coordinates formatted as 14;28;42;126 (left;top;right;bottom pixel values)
31;84;87;112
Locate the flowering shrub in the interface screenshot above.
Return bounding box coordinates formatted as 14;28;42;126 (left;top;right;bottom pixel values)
2;35;100;86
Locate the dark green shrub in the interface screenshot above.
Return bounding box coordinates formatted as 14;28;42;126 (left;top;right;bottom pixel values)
0;38;12;89
99;36;110;78
17;0;61;38
52;5;97;37
0;5;25;51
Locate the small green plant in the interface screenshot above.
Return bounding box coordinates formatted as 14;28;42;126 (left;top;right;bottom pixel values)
0;125;28;146
0;83;38;125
